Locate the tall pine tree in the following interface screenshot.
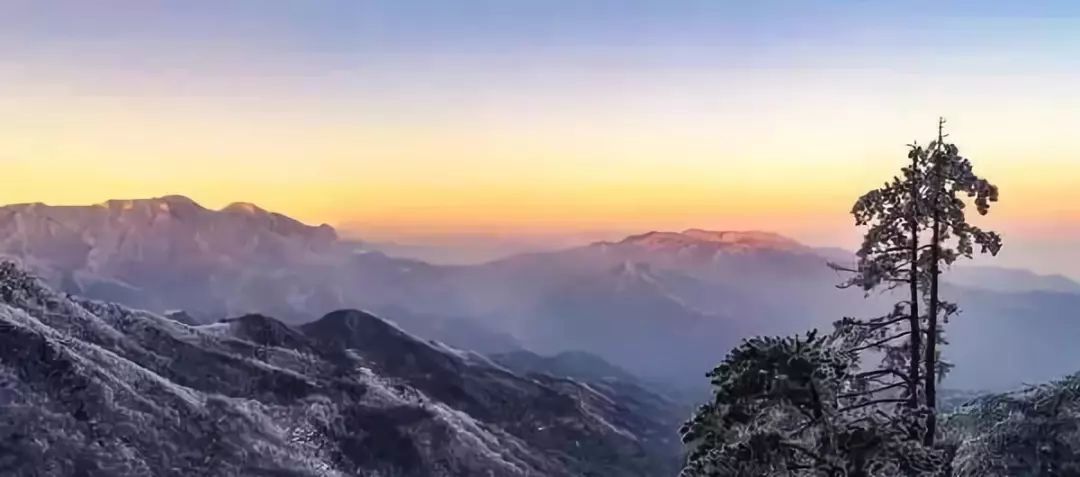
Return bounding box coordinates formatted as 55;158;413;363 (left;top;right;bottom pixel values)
917;118;1002;444
830;139;931;417
836;118;1002;444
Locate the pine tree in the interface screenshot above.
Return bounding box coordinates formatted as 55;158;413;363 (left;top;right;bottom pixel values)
917;118;1001;445
681;120;1003;474
830;136;932;419
834;118;1001;445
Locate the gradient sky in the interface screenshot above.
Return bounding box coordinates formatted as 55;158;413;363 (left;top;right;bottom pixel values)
2;1;1080;275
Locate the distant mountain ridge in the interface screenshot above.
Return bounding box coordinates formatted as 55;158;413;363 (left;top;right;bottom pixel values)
0;196;347;320
607;229;807;253
2;196;1078;393
0;195;337;267
945;265;1080;294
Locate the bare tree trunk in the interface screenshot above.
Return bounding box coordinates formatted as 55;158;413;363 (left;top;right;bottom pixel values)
925;210;940;446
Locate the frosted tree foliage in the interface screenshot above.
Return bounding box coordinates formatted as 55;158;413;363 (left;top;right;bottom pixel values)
833;118;1001;444
945;374;1080;476
679;331;941;476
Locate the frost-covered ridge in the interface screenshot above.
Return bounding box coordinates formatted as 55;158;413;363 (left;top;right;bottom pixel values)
0;262;679;476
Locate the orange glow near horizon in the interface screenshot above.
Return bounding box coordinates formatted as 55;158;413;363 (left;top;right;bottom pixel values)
5;148;1078;247
3;94;1078;249
3;1;1080;278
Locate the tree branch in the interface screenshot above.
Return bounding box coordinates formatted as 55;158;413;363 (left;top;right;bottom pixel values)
856;368;912;384
847;330;913;353
851;314;909;331
839;381;908;399
873;244;933;254
827;263;858;273
838;398;910;413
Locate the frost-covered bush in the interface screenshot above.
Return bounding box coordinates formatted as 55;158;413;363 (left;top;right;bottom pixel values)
680;330;942;477
0;260;49;307
946;374;1080;477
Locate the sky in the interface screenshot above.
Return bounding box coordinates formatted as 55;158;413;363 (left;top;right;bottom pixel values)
2;1;1080;274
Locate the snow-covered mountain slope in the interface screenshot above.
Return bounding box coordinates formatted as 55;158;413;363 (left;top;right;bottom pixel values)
606;229;808;255
0;262;681;477
490;349;693;437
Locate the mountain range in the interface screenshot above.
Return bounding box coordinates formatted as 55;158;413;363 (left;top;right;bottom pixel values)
2;196;1078;393
0;262;682;476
